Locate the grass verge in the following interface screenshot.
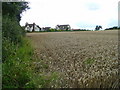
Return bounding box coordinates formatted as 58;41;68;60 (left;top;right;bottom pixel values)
2;37;59;88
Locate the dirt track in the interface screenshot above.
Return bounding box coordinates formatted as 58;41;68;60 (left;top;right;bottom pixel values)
27;30;118;88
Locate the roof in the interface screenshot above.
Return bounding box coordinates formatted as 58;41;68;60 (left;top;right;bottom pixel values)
25;24;33;28
36;25;41;29
43;27;51;28
27;24;33;28
57;24;70;27
25;23;41;29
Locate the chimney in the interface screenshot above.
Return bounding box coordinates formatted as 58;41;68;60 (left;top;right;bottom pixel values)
32;23;35;32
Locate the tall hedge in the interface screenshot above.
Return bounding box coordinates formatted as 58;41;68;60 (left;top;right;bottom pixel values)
2;16;25;44
2;2;29;62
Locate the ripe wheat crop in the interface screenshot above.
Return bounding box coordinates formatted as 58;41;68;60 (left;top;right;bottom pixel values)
27;30;118;88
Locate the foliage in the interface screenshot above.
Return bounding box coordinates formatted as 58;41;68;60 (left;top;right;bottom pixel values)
2;2;31;88
2;2;29;21
2;37;16;63
38;29;92;32
2;15;25;45
95;25;102;31
49;28;56;32
105;26;119;30
56;29;62;32
2;2;28;61
2;38;34;88
83;58;95;65
3;37;59;88
2;2;59;88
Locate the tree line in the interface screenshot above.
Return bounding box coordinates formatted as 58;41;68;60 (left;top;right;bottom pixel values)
105;26;120;30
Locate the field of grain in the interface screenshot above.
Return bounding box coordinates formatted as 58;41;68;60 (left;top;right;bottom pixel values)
27;30;118;88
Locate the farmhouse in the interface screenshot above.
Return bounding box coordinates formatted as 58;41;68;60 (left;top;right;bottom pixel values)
56;24;71;30
25;23;41;32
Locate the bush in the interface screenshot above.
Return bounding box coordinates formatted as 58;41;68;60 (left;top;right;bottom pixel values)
2;38;35;88
2;37;17;62
2;15;25;44
49;29;56;32
2;15;26;62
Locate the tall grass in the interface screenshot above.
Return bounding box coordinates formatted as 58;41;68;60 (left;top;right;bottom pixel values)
3;38;33;88
2;37;59;88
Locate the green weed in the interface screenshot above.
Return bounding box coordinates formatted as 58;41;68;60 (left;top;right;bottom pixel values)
83;58;95;65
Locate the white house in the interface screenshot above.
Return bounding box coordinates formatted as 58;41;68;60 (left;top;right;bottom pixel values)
25;23;41;32
56;24;71;30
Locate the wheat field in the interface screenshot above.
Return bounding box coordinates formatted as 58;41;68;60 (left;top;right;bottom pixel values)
27;30;118;88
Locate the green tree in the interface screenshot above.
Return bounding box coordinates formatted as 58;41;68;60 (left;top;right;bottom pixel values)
2;2;30;21
2;2;30;43
95;25;102;31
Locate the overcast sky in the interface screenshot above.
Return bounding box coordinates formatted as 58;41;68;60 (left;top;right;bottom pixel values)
20;0;119;30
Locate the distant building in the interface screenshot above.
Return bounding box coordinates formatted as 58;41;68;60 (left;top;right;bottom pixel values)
56;24;71;30
41;27;51;31
25;22;41;32
72;29;81;31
